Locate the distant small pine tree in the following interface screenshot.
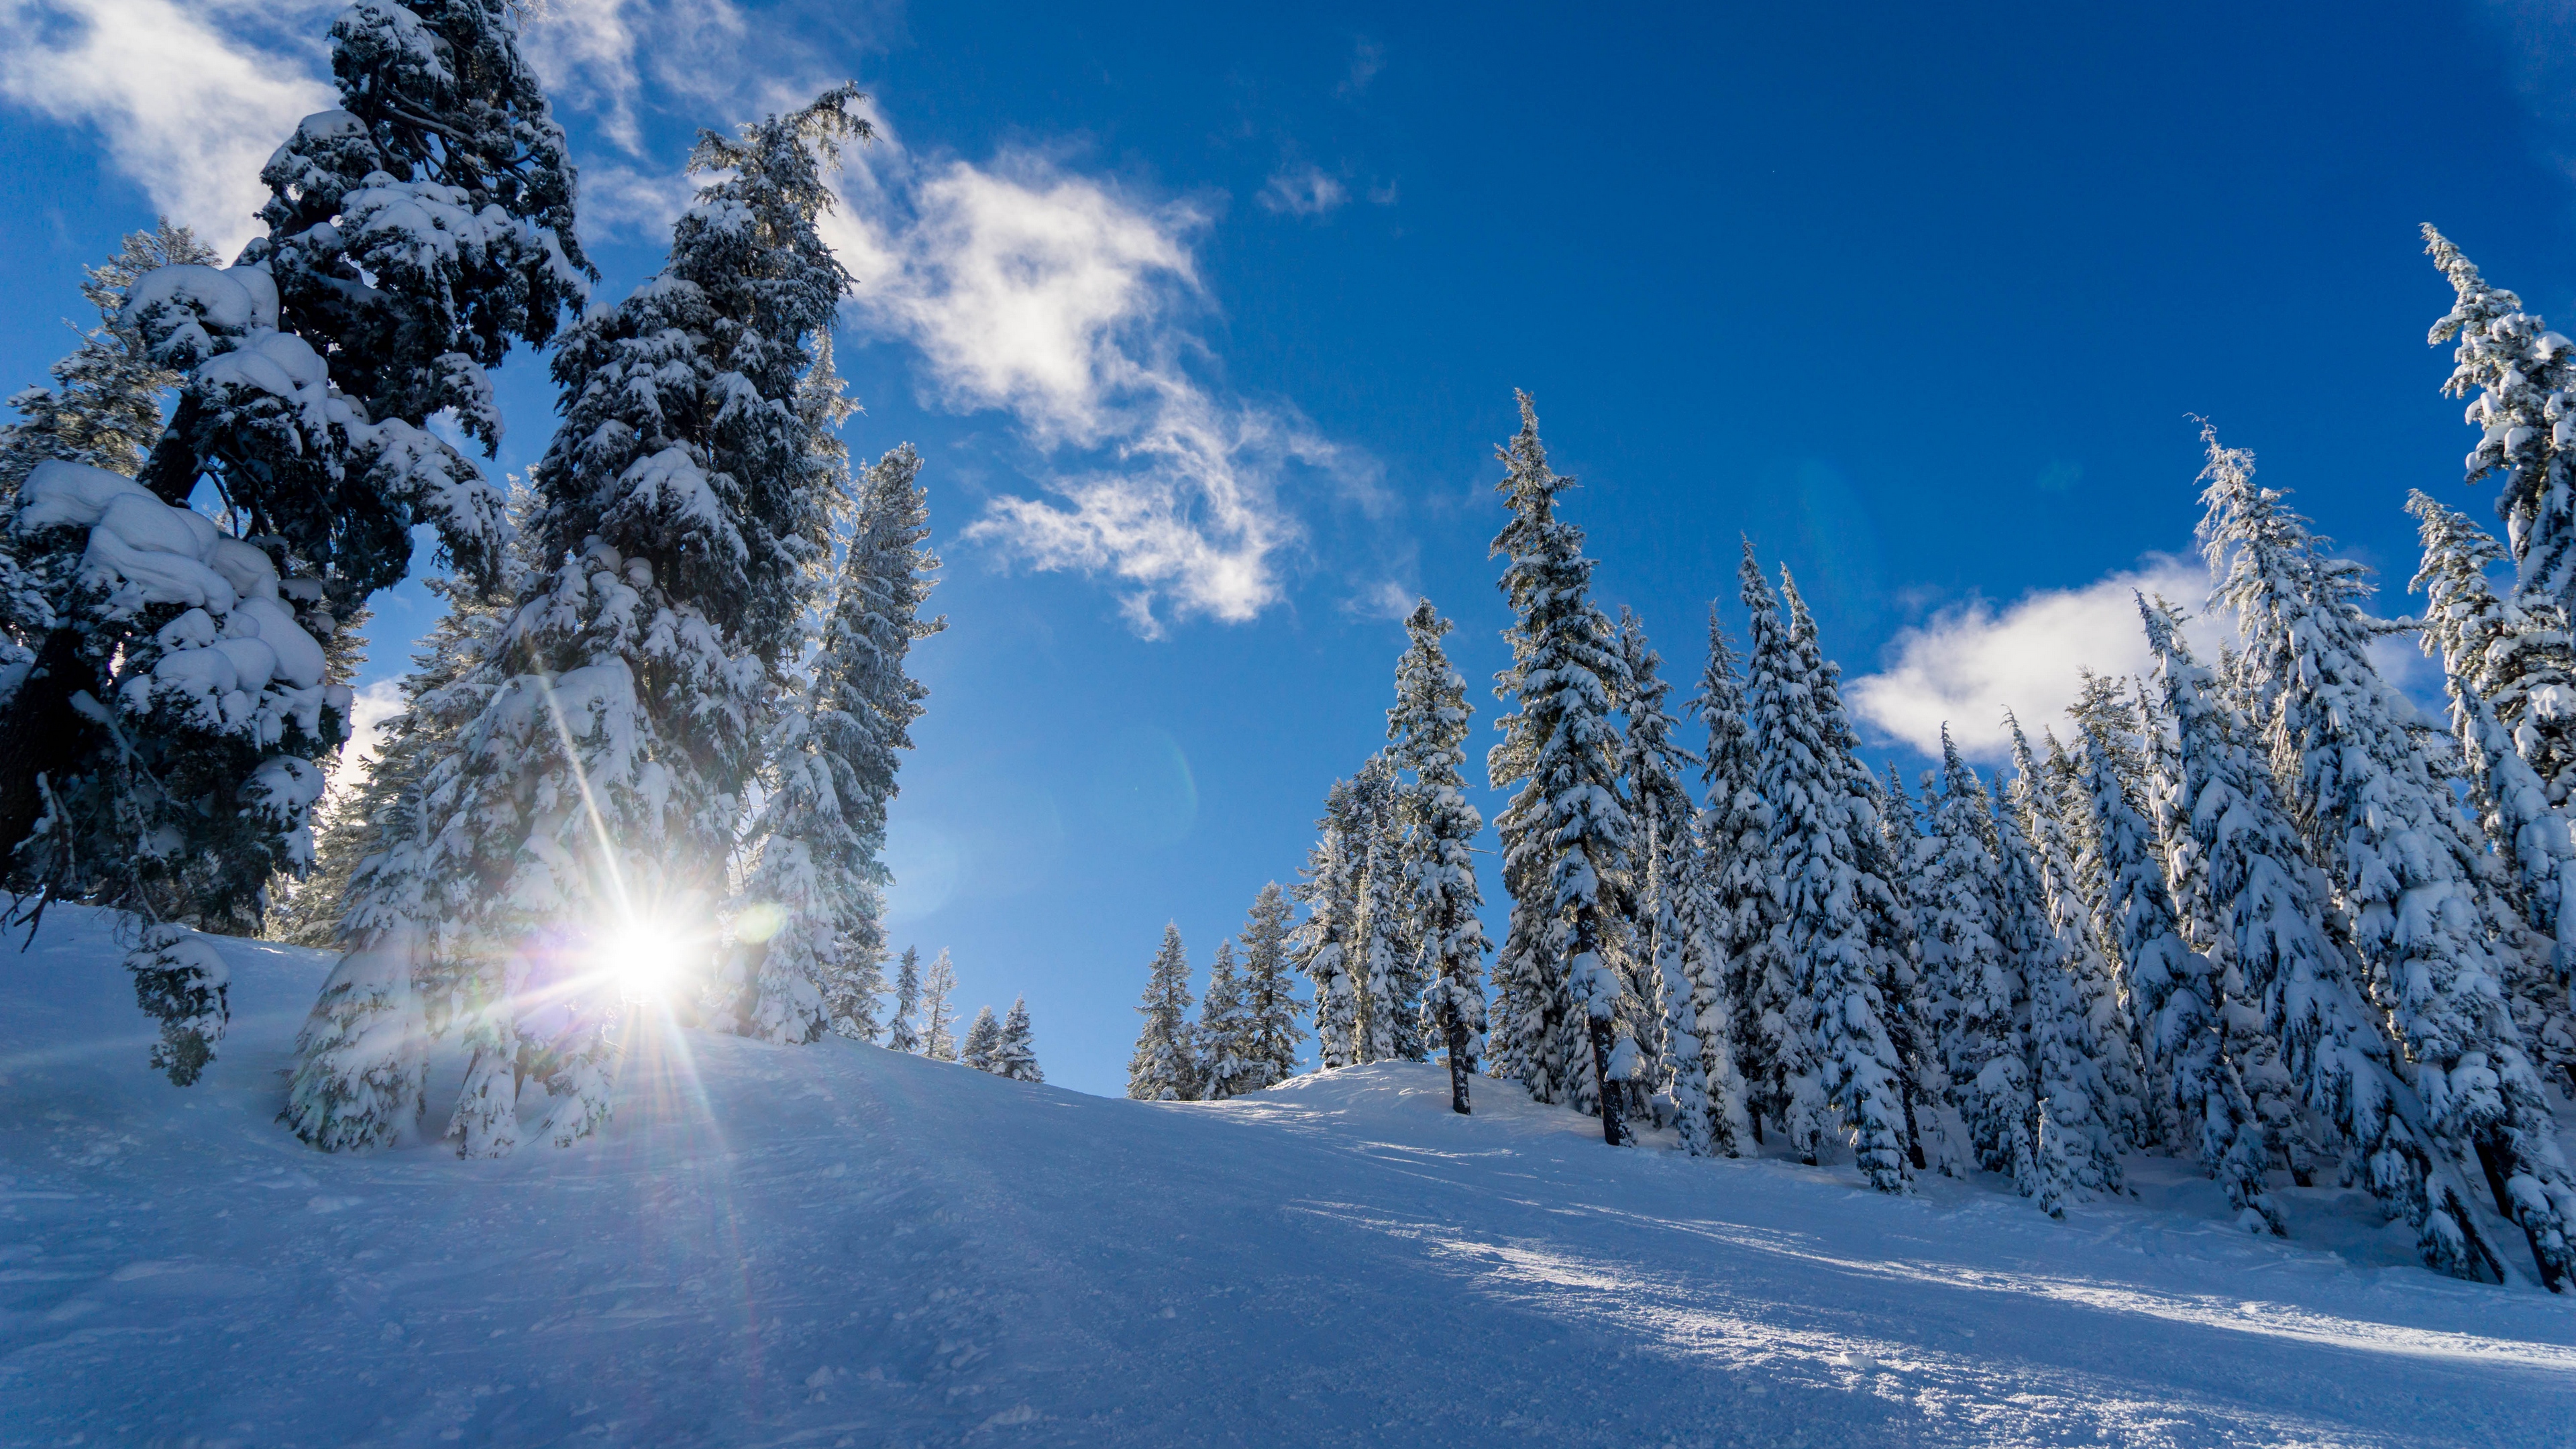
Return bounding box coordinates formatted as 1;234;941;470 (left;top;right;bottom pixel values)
995;996;1044;1083
1197;941;1254;1099
921;949;961;1062
959;1006;1002;1073
886;947;924;1054
1128;924;1198;1101
1238;882;1305;1089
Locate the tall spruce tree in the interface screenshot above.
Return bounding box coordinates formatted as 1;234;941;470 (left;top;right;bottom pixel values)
2070;663;2280;1231
1295;777;1362;1069
1239;882;1305;1089
1386;599;1489;1114
2145;599;2520;1283
1350;753;1411;1063
382;90;861;1157
3;0;592;1024
1196;940;1253;1099
2407;491;2576;1091
1695;607;1781;1148
2005;719;2129;1212
1923;730;2025;1185
281;569;514;1148
1743;549;1916;1190
720;439;940;1044
2424;225;2576;630
1128;924;1197;1101
1987;757;2110;1218
1617;609;1716;1155
1487;393;1638;1146
2201;428;2576;1287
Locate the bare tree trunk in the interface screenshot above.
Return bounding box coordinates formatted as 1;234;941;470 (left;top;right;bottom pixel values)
1444;1010;1472;1116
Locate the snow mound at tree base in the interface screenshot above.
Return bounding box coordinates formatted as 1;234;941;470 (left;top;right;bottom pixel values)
4;909;2573;1448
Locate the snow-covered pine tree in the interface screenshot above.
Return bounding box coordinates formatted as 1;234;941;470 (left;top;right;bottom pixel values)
1238;881;1305;1089
2069;664;2279;1232
411;90;865;1156
2201;429;2576;1287
1386;598;1489;1114
959;1006;1001;1074
2425;225;2576;633
921;948;960;1062
1743;551;1917;1189
722;437;941;1044
1350;753;1410;1064
2063;670;2169;1123
1196;940;1252;1099
1922;729;2027;1185
1128;924;1197;1101
5;0;591;929
1487;393;1638;1146
1617;608;1715;1155
0;221;215;508
280;569;514;1148
2406;491;2576;1091
1988;753;2113;1218
995;996;1043;1083
1295;777;1361;1069
2139;616;2320;1191
2004;718;2129;1211
886;945;924;1053
1695;607;1779;1148
716;345;863;1046
2026;720;2147;1151
2144;598;2520;1283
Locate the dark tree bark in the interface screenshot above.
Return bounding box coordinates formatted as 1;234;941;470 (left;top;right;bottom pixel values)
1587;1016;1628;1147
0;627;101;883
1444;1011;1472;1116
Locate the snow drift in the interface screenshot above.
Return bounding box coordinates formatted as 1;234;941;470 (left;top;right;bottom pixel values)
3;908;2573;1446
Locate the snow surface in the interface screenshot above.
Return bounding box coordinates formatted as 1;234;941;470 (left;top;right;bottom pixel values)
4;907;2575;1447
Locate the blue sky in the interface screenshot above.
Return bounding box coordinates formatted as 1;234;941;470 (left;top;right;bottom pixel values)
2;0;2571;1094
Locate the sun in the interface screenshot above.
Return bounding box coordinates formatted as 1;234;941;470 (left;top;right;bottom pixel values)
592;922;692;1000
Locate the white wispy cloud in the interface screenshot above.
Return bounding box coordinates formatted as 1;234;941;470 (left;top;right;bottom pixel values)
1343;580;1416;622
828;152;1365;635
1847;554;2212;761
1257;163;1347;219
0;0;335;252
519;0;789;158
1340;38;1385;98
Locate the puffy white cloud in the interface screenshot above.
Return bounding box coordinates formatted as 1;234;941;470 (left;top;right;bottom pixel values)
833;160;1202;443
1847;554;2213;761
0;0;335;251
1257;164;1347;219
830;154;1364;635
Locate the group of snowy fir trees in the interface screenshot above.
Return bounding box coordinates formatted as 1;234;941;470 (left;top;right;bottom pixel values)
1124;885;1307;1101
0;1;1017;1152
1138;301;2576;1290
884;944;1044;1083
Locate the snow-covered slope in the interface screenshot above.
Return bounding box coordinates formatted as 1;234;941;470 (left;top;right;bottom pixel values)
5;910;2573;1447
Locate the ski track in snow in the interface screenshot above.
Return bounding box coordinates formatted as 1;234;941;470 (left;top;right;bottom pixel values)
1;908;2573;1447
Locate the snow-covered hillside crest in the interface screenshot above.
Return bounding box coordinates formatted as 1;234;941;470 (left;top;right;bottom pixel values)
7;906;2575;1448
